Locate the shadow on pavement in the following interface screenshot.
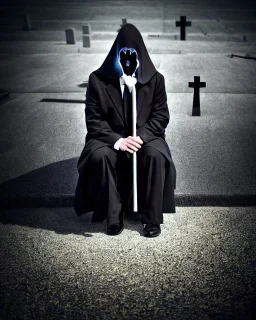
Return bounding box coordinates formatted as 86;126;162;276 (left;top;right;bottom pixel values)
0;157;143;236
0;206;143;237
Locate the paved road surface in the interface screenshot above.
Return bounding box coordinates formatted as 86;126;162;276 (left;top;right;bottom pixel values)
1;207;256;319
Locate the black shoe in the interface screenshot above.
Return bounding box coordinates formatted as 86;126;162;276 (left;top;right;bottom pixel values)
143;224;161;238
107;221;124;236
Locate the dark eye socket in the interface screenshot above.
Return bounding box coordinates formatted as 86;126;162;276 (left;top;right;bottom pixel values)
120;51;126;59
130;52;136;59
120;49;137;60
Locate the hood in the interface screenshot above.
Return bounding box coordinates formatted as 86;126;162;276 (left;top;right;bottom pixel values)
94;23;157;84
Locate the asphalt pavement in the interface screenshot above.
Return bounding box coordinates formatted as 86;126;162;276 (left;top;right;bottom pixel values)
0;207;256;319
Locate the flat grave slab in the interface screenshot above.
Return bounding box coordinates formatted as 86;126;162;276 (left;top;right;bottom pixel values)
0;92;255;207
0;53;255;94
0;39;255;55
220;21;256;33
0;4;163;21
210;10;256;22
0;19;164;34
160;53;256;93
1;29;252;42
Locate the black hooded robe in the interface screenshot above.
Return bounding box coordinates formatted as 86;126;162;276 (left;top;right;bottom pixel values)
74;24;176;224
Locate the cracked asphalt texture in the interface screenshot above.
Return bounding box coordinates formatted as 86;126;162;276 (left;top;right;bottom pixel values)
0;207;256;319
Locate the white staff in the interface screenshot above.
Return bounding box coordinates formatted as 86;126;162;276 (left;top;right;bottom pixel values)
118;47;139;212
132;85;138;212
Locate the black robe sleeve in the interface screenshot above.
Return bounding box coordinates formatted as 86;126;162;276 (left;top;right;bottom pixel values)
85;73;123;146
136;73;169;143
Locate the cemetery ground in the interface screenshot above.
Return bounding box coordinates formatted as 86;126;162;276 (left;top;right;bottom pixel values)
0;207;256;319
0;0;256;319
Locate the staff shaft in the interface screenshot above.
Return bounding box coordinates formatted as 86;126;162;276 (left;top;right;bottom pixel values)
132;86;138;212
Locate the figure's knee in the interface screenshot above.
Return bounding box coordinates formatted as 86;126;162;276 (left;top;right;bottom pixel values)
90;146;116;164
139;146;164;164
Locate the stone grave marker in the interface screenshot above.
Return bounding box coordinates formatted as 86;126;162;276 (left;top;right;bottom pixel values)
82;23;91;48
188;76;206;116
117;18;127;32
175;16;192;40
65;28;76;44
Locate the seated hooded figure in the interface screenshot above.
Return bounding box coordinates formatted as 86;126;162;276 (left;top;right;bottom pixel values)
74;24;176;237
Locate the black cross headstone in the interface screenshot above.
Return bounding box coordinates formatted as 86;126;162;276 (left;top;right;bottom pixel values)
188;76;206;116
175;16;191;40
